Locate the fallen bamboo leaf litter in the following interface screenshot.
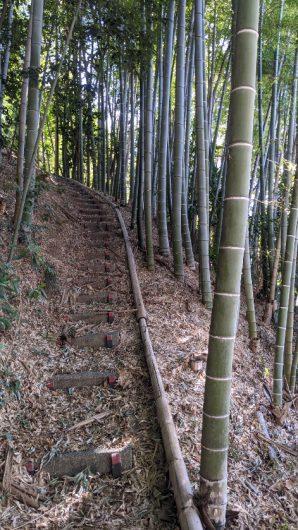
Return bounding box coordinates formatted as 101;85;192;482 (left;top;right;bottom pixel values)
0;169;178;529
0;161;297;529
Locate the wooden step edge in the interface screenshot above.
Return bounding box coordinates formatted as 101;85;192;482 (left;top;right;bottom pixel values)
47;370;118;390
67;310;115;324
43;444;133;478
67;330;120;349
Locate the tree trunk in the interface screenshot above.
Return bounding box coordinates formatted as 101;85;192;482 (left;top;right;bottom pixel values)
267;0;284;269
243;231;257;339
199;2;259;526
144;52;155;270
157;0;174;257
194;0;212;307
172;0;185;281
273;133;298;405
21;0;45;238
14;1;33;223
284;232;297;385
0;0;14;166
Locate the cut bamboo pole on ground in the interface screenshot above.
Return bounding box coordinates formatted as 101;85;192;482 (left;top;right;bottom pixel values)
256;411;277;461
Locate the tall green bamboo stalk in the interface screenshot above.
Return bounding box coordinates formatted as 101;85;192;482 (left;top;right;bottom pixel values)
14;1;33;223
284;232;297;385
172;0;185;281
194;0;212;308
281;48;297;258
273;137;298;405
8;0;81;263
267;0;284;268
243;231;257;340
21;0;45;236
199;2;259;526
0;0;14;167
137;77;145;251
129;72;135;201
144;52;155;270
290;338;298;394
157;0;174;257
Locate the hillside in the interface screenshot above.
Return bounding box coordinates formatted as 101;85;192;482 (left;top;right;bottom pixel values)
0;154;297;529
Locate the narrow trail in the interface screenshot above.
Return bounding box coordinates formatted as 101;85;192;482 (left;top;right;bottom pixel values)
52;177;203;530
1;176;179;528
38;179;179;529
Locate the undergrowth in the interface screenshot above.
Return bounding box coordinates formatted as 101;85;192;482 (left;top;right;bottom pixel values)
15;242;59;294
0;263;19;332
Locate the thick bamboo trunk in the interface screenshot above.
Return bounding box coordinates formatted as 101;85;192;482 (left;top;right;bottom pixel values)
21;0;45;237
281;48;298;258
157;0;174;257
119;62;127;204
199;2;259;526
290;338;298;394
137;78;145;251
129;72;135;201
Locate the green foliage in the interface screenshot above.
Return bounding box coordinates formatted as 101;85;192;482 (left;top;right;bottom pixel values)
74;469;91;492
18;415;29;429
43;263;59;293
0;264;19;332
22;244;59;294
35;174;50;197
26;242;45;269
27;282;47;301
31;348;49;356
0;367;22;405
42;205;54;222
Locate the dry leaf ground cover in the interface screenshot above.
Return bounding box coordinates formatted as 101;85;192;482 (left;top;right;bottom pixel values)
0;156;177;529
0;153;297;529
120;208;298;530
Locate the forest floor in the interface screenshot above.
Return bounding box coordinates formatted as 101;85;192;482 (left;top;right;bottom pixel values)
0;152;297;529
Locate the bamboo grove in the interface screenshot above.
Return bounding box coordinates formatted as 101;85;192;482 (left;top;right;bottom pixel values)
0;0;297;527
